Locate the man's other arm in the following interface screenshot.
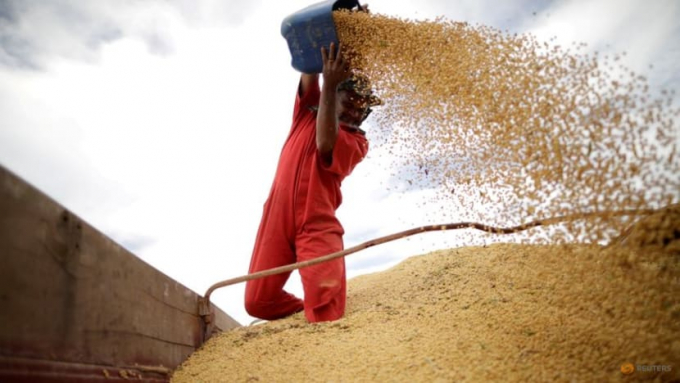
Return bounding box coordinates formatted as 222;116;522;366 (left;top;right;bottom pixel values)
299;73;319;98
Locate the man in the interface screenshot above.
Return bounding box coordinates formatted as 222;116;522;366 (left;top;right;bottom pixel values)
244;41;381;323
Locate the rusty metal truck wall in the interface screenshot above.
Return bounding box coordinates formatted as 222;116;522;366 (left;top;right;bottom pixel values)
0;165;240;382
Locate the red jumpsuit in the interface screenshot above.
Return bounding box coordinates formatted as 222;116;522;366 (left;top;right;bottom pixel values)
244;80;369;323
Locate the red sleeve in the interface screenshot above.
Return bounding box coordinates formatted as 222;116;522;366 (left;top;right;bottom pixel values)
293;80;320;123
321;127;369;177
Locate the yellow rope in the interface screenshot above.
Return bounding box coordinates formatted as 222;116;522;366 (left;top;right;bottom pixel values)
203;208;656;301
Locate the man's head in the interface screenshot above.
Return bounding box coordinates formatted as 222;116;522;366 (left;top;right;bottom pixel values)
336;74;382;128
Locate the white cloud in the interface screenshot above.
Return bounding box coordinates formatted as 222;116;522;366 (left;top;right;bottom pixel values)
523;0;680;76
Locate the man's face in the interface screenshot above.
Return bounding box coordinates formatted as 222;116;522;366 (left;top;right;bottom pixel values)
337;89;371;128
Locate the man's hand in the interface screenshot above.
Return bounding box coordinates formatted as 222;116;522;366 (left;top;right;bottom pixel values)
356;3;369;12
320;42;350;91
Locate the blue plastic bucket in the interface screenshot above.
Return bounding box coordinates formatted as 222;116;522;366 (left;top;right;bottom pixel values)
281;0;361;74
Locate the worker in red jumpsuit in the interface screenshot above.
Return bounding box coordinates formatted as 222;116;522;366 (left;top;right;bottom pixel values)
244;41;381;323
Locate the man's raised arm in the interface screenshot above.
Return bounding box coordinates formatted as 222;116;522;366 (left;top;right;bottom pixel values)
316;42;350;161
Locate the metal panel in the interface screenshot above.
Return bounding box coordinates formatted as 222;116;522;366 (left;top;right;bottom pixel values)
0;165;240;381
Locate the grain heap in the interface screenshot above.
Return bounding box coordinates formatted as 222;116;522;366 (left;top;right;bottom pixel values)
333;10;679;243
172;234;679;382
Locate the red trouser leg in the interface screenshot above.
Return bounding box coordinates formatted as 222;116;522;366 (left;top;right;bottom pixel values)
244;212;303;320
296;230;346;323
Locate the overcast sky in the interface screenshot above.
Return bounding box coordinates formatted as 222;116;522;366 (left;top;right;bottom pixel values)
1;0;678;326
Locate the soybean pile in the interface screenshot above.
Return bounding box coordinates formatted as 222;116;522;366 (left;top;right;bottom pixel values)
333;10;679;243
171;207;680;382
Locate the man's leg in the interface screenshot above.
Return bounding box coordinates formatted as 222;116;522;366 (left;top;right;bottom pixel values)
244;211;303;320
296;230;346;322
